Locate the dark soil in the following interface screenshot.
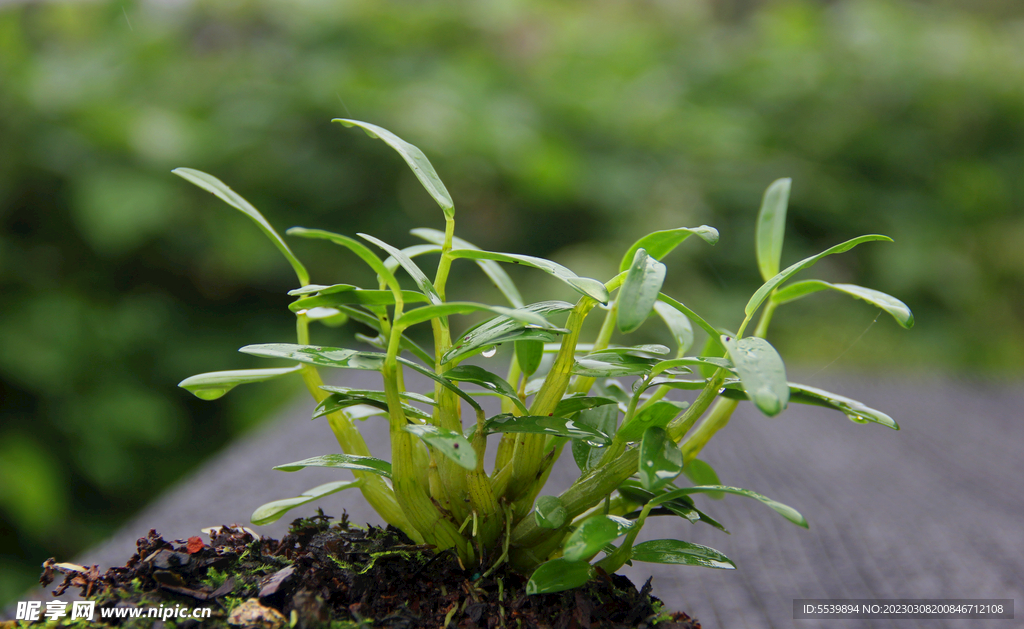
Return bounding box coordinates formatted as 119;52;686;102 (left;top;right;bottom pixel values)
33;512;699;629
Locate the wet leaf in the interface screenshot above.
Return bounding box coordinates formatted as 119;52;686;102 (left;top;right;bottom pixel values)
483;414;612;445
682;459;723;499
638;427;684;492
289;287;428;311
241;344;386;371
572;354;658;378
555;396;617;418
631;540;735;569
449;249;609;304
586;344;671;358
771;280;914;328
335;119;454;218
525;558;593;595
273;454;392;478
755;178;791;282
286;228;402;295
411;228;524;308
178;366;302;400
515;340;544;377
617;249;667;334
720;381;898;429
721;335;789;417
745;234;892;318
619;226;719;272
656;294;722;342
617;400;687;442
534;495;568;529
571;404;619;472
251;480;362;526
173;168;310;286
618;481;729;533
395;302;551;331
653;301;694;357
403;424;476;470
314;388;434;421
562;515;633;562
653;485;808;528
443;301;572;364
360;233;441;305
443;365;527;413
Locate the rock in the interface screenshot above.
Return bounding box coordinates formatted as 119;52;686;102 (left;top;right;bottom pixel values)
227;599;287;629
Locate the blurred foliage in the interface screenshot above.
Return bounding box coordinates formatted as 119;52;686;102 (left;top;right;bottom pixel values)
2;0;1023;606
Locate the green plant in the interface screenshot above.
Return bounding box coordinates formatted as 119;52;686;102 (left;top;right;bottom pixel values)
176;120;913;594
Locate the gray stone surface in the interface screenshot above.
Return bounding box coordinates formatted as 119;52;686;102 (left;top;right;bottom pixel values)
14;372;1023;628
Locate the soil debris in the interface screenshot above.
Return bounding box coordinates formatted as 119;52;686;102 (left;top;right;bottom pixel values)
37;511;700;628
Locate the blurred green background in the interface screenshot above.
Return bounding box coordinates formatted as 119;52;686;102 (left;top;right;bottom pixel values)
2;0;1023;605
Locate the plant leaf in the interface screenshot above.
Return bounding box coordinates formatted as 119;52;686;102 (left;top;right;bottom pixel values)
360;233;442;305
755;178;791;282
617;249;667;334
771;280;914;328
483;414;612;445
314;388;434;422
515;340;544;377
720;381;899;429
619;226;719;272
618;400;687;443
250;480;362;526
178;366;302;400
534;495;568;529
286;228;401;295
571;404;619;472
631;539;735;569
683;459;723;499
241;344;386;370
572;355;657;378
331;305;434;364
403;424;476;470
273;454;392;478
443;301;573;364
653;301;694;357
443;365;527;414
617;480;729;533
525;558;594;595
411;228;524;308
395;302;552;331
172;168;310;286
656;294;721;342
721;335;789;417
383;244;442;274
562;515;633;562
639;426;684;492
449;249;609;304
745;234;892;318
653;485;808;528
290;288;429;311
555;396;617;418
335;119;454;218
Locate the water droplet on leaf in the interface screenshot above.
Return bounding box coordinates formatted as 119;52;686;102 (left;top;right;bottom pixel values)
482;347;497;358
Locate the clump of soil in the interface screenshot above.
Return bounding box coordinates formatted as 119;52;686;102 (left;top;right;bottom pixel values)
38;512;699;628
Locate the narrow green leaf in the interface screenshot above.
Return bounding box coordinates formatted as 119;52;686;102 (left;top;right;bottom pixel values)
331;305;434;365
656;294;721;342
241;344;386;370
617;249;667;334
250;479;362;526
383;244;442;275
534;496;568;529
526;558;594;595
631;540;735;569
653;301;694;357
683;459;723;499
771;280;914;328
273;454;392;478
449;249;609;304
314;388;434;422
653;485;808;528
572;355;657;378
721;335;789;417
411;228;524;308
515;340;544;377
571;404;619;472
649;356;732;379
403;424;476;470
360;233;441;305
563;515;633;562
554;396;617;418
178;366;302;400
483;414;612;445
443;301;573;364
395;302;553;332
587;345;671;358
755;178;791;282
290;288;429;312
286;228;401;295
639;426;684;492
173;168;310;286
720;381;898;429
335;119;454;218
618;400;687;443
443;365;527;414
619;226;719;272
745;234;893;317
617;480;729;532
